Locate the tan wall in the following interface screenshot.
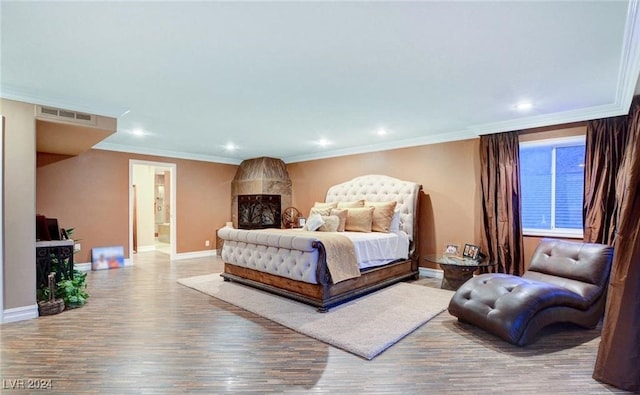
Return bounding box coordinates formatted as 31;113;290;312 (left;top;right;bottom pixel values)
1;99;37;309
287;139;482;269
36;149;237;263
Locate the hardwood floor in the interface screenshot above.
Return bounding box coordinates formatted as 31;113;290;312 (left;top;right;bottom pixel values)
0;252;629;394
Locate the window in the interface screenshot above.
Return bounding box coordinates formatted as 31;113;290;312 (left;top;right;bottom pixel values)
519;136;585;237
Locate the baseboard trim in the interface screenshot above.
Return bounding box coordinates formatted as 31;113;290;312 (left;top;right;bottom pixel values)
2;304;39;324
86;258;133;271
137;245;155;253
173;250;216;261
75;262;92;272
419;267;443;279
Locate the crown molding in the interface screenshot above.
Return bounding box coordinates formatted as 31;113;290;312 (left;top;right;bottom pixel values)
617;0;640;109
471;103;623;136
283;129;478;164
93;143;242;165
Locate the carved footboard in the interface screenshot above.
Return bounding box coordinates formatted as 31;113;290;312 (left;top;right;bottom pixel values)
218;228;418;311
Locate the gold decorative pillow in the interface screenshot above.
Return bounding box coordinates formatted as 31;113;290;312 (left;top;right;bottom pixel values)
308;207;331;219
329;208;348;232
365;201;398;233
314;201;338;209
337;200;365;209
345;207;375;232
318;215;340;232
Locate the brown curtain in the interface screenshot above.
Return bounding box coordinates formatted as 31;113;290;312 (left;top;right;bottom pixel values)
583;116;629;244
592;97;640;392
479;132;525;275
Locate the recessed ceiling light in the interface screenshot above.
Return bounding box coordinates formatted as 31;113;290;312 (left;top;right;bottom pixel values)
224;143;237;151
376;128;388;136
316;138;331;147
515;101;533;111
131;128;146;137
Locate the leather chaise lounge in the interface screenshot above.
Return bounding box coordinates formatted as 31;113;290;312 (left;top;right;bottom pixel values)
447;239;614;346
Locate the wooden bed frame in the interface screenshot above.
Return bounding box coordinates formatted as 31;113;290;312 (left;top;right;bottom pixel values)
220;175;422;312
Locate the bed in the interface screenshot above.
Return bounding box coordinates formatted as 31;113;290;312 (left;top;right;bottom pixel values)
218;174;422;311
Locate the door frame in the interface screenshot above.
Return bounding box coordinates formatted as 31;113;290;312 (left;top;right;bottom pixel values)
129;159;177;261
0;117;4;323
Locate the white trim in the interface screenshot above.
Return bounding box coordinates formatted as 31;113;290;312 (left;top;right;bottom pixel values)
129;160;177;261
283;129;477;164
99;144;241;165
172;250;216;261
86;258;132;271
0;115;4;323
520;136;586;238
617;0;640;110
419;267;443;279
74;262;92;272
519;135;586;148
3;304;39;324
137;245;155;253
523;229;583;239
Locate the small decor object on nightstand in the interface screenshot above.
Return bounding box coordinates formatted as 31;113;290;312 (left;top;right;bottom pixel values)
444;243;460;257
463;244;480;260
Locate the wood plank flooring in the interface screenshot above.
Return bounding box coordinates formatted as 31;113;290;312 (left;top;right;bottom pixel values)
0;252;630;394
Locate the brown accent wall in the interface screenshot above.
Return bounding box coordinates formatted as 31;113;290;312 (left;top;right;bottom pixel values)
286;139;482;269
36;149;237;262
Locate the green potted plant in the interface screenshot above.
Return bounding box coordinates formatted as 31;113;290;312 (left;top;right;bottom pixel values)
37;227;89;309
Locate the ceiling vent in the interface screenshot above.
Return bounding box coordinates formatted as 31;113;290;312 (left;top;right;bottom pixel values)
36;105;97;126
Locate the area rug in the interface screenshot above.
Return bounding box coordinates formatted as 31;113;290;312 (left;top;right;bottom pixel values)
178;274;454;360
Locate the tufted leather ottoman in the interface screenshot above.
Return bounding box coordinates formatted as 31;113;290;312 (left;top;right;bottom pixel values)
447;239;613;346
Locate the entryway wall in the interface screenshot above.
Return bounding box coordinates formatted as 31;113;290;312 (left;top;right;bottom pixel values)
130;160;176;260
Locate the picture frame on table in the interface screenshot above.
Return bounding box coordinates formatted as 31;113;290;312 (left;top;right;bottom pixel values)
463;243;480;260
444;243;460;257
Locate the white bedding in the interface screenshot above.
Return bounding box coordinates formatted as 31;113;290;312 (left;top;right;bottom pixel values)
219;227;410;284
322;230;409;270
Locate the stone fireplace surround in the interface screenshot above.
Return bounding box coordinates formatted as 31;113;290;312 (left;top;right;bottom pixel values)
231;157;292;229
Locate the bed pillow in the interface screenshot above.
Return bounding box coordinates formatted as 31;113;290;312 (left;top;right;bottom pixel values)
318;215;340;232
307;207;331;219
314;201;338;209
389;209;401;232
337;200;365;209
365;201;398;233
329;208;348;232
345;207;375;232
304;213;324;232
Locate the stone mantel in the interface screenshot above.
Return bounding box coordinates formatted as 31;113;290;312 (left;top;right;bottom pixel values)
231;157;292;228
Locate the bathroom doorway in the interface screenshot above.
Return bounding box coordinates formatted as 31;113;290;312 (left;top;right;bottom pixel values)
130;160;176;260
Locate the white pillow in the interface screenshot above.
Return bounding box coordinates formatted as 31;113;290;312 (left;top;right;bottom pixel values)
318;215;340;232
304;213;325;232
389;209;401;233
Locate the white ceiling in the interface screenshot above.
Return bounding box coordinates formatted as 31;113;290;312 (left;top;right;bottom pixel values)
2;1;639;164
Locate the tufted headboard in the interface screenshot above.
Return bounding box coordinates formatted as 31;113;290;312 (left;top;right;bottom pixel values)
324;175;422;249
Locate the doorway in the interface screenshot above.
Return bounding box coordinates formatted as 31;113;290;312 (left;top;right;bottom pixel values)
129;160;176;260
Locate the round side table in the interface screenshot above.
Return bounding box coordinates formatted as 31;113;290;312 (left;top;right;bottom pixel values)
424;254;494;291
